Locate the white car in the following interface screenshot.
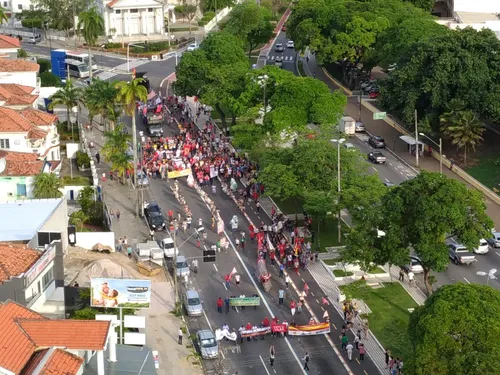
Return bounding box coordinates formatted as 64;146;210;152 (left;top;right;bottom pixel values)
343;142;356;151
473;239;489;254
186;43;198;52
402;256;424;274
286;40;294;48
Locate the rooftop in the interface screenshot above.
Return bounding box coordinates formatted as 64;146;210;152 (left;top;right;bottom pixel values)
0;106;33;132
0;198;63;241
0;301;110;374
22;108;58;126
0;35;21;49
0;243;42;284
0;84;37;106
455;11;500;23
0;150;45;177
84;345;157;375
0;58;39;72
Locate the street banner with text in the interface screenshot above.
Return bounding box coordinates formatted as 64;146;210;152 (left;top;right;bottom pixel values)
288;322;331;336
241;326;271;338
168;169;191;179
229;297;260;306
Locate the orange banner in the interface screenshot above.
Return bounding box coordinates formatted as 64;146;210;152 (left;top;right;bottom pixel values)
288;322;330;336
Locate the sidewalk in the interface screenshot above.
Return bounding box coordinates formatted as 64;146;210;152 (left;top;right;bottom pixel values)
300;54;500;228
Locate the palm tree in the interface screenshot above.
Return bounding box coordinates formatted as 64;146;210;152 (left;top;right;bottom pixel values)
49;80;82;138
439;98;466;133
84;79;119;130
101;123;131;161
0;6;9;24
443;110;484;164
115;78;147;216
33;173;63;198
77;7;104;80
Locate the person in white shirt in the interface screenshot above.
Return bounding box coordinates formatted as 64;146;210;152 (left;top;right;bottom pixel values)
235;274;241;286
408;271;415;287
346;343;354;361
285;274;290;288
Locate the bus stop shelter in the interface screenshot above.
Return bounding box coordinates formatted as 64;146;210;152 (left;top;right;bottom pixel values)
399;135;425;156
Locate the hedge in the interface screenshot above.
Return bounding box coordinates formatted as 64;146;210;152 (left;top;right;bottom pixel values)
21;18;43;29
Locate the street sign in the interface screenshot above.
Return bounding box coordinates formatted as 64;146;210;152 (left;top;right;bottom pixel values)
373;112;387;120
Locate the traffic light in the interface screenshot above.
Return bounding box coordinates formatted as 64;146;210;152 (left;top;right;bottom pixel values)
203;249;216;263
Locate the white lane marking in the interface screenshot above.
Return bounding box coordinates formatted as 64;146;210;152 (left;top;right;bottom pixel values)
222;281;228;290
213;264;219;272
259;355;272;375
202;310;213;332
496;251;500;257
310;291;314;297
463;277;471;284
235;306;239;313
385;178;390;182
221;351;226;359
223;229;308;375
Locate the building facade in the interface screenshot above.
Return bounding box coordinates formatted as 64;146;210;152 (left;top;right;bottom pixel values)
0;58;39;87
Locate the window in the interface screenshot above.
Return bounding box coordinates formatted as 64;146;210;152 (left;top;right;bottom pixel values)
115;9;121;14
0;139;10;149
147;8;153;12
130;8;138;13
42;266;53;290
2;2;7;7
17;4;21;9
37;232;61;248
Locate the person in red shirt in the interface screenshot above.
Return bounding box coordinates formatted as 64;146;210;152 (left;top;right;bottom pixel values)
290;300;297;317
217;297;223;313
245;322;252;342
168;209;173;223
262;317;270;327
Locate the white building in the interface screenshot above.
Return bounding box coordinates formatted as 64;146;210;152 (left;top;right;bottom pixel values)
0;58;39;88
0;35;21;59
102;0;167;41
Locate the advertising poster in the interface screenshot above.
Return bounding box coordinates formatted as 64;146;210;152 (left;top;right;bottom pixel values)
288;322;331;336
91;278;152;309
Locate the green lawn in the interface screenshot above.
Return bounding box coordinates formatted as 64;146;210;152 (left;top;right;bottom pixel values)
340;281;417;358
367;266;386;274
323;259;341;266
465;155;500;190
271;196;304;215
333;269;353;277
313;217;349;251
62;176;91;186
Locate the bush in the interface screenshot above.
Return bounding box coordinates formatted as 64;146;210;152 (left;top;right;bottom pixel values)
169;26;199;32
17;48;27;58
76;151;91;168
38;58;51;73
203;11;216;20
21;18;43;28
131;41;171;53
198;20;207;26
40;71;61;87
104;42;121;49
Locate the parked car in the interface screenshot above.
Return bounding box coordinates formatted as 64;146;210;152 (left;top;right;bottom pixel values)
368;136;386;148
384;181;395;187
355;121;365;132
473;238;489;254
286;40;294;48
446;239;476;265
183;290;203;317
29;34;41;44
275;43;284;52
486;232;500;248
367;151;386;164
160;237;178;258
275;55;283;68
197;330;219;359
369;89;380;99
137;170;149;186
176;255;190;277
186;43;198;52
402;255;423;274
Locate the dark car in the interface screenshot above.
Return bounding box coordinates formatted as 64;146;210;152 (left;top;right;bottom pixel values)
145;201;161;215
146;212;166;231
369;136;386;148
367;151;386;164
275;43;284;52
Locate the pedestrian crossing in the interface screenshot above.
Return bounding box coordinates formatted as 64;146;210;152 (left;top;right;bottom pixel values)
268;55;294;62
95;59;149;80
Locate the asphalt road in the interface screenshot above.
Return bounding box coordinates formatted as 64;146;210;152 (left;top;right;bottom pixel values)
266;30;298;75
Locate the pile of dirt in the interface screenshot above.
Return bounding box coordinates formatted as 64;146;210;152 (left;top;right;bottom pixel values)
75;259;131;286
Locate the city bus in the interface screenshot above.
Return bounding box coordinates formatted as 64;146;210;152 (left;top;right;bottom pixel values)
66;51;97;70
65;59;90;79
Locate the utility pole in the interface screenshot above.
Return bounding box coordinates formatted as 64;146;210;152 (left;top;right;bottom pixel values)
173;225;178;308
415;109;419;168
72;1;77;48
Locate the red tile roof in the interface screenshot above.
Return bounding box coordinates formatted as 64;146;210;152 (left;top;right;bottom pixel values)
20;349;50;375
0;84;37;106
106;0;120;8
0;35;21;49
0;58;39;72
0;301;47;374
41;349;84;375
18;320;110;350
0;243;41;283
22;108;57;126
0;106;33;132
0;150;45;177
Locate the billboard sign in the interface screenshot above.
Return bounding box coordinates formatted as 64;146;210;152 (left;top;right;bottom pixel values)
91;278;152;309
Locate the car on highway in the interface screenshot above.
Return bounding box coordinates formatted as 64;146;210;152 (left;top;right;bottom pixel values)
275;55;283;67
473;238;489;254
384;181;395;187
187;43;198;52
355;121;365;132
487;232;500;248
29;34;41;44
286;40;294;48
275;43;284;52
183;290;203;317
446;239;476;265
197;330;219;359
368;135;386;148
367;151;386;164
402;255;424;274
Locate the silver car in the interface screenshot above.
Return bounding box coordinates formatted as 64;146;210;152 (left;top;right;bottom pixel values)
197;330;219;359
355;121;365;132
184;290;203;317
402;255;423;274
176;255;190;277
137;170;149;186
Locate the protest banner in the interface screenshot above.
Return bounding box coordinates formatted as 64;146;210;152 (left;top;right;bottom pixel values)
229;297;260;306
167;169;191;179
288;322;331;336
271;323;287;333
241;326;271;338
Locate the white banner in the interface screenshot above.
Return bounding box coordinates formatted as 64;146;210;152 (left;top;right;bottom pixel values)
215;328;237;341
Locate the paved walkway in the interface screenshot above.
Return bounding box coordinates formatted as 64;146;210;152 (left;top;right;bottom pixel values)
300;54;500;228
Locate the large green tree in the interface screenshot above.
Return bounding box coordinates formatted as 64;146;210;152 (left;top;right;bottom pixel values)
408;284;500;375
33;0;89;35
223;0;274;57
85;79;119;130
175;31;249;128
77;7;104;80
33;173;63;198
48;80;82;135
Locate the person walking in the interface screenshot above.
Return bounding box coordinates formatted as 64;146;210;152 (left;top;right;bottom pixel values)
279;264;285;278
269;345;275;367
224;296;230;314
290;300;297;317
217;297;223;313
408;271;415;287
354;332;360;350
116;209;121;221
341;334;348;351
225;274;231;289
346;342;353;361
95;152;100;164
285;274;290;289
398;268;405;282
303;352;310;372
178;328;183;345
235;274;241;286
278;288;285;305
385;349;391;368
239;325;244;344
359;343;366;361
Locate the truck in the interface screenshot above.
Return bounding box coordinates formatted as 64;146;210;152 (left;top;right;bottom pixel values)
146;113;164;137
339;116;356;135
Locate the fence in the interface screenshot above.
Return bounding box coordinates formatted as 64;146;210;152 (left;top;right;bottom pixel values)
74;231;115;251
64;185;87;201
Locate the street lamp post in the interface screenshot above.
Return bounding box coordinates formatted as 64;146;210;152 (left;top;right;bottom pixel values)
477;269;497;286
414;109;419;168
331;138;345;243
419;132;443;175
257;74;269;114
127;43;146;73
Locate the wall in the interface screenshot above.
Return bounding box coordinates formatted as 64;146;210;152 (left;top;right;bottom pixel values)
37;198;68;250
0;132;29;153
74;231;115;250
204;7;231;34
64;185;86;201
0;71;37;87
0;175;35;200
66;143;81;159
0;276;26;305
453;0;500;13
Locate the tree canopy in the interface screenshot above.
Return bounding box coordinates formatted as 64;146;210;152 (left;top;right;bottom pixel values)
408;283;500;375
